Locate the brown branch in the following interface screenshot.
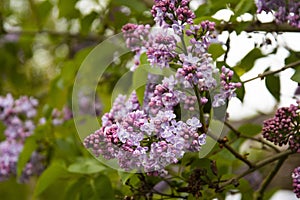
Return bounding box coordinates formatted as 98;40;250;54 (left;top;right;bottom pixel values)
224;121;280;153
219;149;294;190
242;59;300;84
217;22;300;33
253;156;288;200
223;142;254;168
3;29;103;41
208;133;254;168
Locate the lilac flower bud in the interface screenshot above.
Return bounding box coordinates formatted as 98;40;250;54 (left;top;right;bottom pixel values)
262;103;300;152
292;166;300;198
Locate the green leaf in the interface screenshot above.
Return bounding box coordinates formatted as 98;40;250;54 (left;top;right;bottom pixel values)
118;171;138;185
265;73;281;102
291;67;300;83
36;0;52;25
64;178;85;200
67;158;106;174
234;0;254;16
93;175;115;200
208;43;225;60
112;0;147;13
238;124;262;136
80;12;98;35
34;162;67;196
58;0;80;19
234;48;264;76
17;136;38;177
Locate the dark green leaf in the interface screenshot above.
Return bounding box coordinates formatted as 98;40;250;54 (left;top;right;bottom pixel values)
80;12;98;35
265;73;280;102
93;175;115;200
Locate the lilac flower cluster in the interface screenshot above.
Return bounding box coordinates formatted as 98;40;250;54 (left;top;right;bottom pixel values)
86;0;242;173
84;90;206;173
292;166;300;198
213;66;242;107
146;32;177;68
0;94;45;183
122;24;151;70
256;0;300;28
151;0;195;28
262;103;300;152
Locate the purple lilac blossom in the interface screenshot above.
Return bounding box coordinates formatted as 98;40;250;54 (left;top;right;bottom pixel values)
122;23;151;71
256;0;300;28
292;166;300;198
0;94;45;183
146;31;177;68
212;66;242;107
84;90;206;173
262;103;300;152
151;0;195;28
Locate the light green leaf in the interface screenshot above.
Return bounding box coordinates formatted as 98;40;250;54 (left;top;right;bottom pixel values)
291;65;300;83
34;162;67;196
67;158;106;174
208;43;225;60
238;124;262;136
17;136;38;177
234;0;255;16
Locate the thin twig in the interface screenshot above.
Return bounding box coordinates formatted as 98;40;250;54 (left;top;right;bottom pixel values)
219;149;294;190
217;22;300;33
222;142;254;168
242;60;300;84
224;121;280;153
253;156;288;200
3;29;103;41
207;132;254;168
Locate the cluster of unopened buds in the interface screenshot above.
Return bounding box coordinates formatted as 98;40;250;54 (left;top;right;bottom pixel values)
262;102;300;152
0;94;45;183
293;166;300;198
256;0;300;28
262;102;300;198
84;0;241;174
